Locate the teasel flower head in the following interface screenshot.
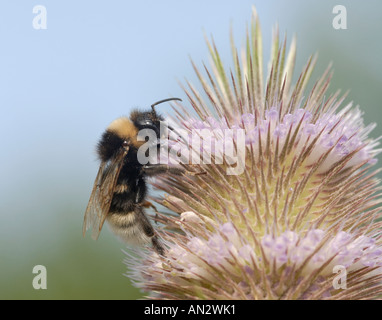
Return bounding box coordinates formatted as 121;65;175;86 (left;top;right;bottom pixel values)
125;8;382;299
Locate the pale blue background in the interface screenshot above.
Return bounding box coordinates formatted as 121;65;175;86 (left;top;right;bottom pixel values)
0;0;381;299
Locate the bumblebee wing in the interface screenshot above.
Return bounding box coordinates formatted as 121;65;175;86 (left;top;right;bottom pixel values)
82;161;106;239
83;148;128;240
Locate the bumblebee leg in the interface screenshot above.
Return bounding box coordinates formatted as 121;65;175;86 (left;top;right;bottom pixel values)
136;206;165;255
142;200;160;225
142;164;185;177
142;200;157;209
151;236;165;256
142;164;206;177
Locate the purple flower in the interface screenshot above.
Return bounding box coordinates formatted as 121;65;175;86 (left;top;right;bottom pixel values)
124;7;382;300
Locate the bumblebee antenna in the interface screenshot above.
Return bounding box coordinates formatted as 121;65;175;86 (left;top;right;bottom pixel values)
151;97;182;113
151;97;187;145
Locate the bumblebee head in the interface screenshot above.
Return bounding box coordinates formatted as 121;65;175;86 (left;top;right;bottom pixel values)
97;117;139;162
130;110;163;137
96;98;182;162
129;98;182;140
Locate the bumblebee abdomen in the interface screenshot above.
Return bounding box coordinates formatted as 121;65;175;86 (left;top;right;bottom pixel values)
109;189;136;213
107;180;154;246
106;211;152;245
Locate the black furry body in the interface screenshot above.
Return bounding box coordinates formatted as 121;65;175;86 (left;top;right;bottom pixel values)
84;98;185;255
97;128;162;253
99;134;146;213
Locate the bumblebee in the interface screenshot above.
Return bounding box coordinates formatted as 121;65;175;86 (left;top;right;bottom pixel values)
83;98;185;255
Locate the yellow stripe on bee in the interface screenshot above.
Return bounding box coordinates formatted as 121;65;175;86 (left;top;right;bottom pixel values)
114;184;129;194
106;212;151;245
107;117;144;148
107;211;136;227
